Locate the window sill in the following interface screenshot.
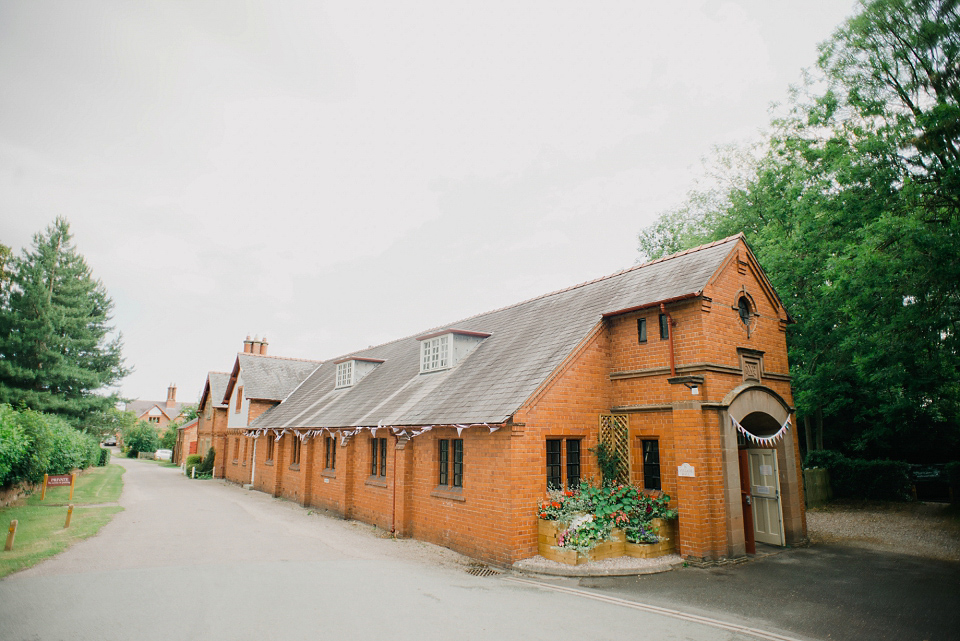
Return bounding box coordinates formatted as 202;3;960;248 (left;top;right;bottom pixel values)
365;477;387;488
289;464;300;471
232;460;238;465
321;469;336;478
431;486;465;502
265;460;274;466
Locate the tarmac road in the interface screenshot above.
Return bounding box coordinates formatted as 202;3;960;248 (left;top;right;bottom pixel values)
2;455;955;641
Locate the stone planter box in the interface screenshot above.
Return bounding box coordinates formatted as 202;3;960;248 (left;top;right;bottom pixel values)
538;519;626;565
624;518;677;558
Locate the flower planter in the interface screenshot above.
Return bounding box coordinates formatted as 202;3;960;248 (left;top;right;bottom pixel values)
538;520;627;565
624;518;677;558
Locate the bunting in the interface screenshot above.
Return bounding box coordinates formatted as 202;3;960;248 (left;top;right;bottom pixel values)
731;415;791;447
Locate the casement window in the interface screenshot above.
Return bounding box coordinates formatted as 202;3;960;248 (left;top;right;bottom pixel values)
324;436;337;470
290;434;301;466
659;314;669;340
420;335;451;373
438;439;464;488
546;438;581;490
637;317;647;343
641;439;661;490
148;417;160;424
336;361;354;388
233;438;239;463
235;386;243;413
241;437;248;464
266;435;275;462
370;437;387;478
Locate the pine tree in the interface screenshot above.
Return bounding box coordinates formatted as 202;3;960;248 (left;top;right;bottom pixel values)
0;217;128;421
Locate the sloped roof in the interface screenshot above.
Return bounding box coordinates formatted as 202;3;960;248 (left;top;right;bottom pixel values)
253;235;745;431
199;372;230;409
222;353;322;403
124;400;186;420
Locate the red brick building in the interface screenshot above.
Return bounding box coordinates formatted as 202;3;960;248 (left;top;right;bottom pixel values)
195;371;229;475
124;384;191;433
173;417;198;465
228;235;804;565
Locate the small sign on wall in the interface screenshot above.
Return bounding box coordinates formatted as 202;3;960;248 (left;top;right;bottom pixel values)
678;463;696;477
760;464;773;476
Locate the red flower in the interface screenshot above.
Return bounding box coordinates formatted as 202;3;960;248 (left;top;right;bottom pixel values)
539;512;547;519
646;506;652;514
551;502;561;508
564;490;574;497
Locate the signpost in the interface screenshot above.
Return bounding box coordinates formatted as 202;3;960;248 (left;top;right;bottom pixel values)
41;473;76;501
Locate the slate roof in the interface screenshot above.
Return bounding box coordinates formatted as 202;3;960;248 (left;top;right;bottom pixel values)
199;372;231;409
252;235;744;431
222;353;322;403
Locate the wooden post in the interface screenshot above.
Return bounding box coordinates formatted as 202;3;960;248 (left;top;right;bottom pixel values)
64;505;74;528
41;474;49;501
5;520;16;551
69;473;76;501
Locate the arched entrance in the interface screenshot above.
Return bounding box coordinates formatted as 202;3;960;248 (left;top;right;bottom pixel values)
723;384;801;553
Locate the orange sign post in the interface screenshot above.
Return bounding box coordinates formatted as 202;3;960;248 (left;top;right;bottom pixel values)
4;520;16;551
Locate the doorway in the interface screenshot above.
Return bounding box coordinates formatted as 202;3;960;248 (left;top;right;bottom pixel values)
747;448;785;546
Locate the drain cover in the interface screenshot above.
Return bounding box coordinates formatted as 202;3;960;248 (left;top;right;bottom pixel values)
466;564;502;578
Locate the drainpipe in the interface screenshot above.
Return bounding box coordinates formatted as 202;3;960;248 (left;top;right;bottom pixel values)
661;303;676;376
250;436;258;488
391;433;398;534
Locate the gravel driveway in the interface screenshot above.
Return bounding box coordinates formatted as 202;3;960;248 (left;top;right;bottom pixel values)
806;500;960;561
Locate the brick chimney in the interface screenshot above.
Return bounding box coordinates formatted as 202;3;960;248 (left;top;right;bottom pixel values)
251;335;261;354
166;384;177;409
243;335;254;353
259;336;268;356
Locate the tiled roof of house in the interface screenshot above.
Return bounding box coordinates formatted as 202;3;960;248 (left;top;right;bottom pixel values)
252;235;744;430
222;353;322;404
200;372;231;409
124;400;186;420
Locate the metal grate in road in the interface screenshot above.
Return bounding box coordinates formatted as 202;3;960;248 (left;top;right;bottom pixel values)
465;563;502;578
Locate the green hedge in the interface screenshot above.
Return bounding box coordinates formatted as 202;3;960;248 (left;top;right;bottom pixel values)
805;450;912;501
0;403;101;487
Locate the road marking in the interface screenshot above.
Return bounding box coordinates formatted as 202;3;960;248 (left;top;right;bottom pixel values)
503;576;811;641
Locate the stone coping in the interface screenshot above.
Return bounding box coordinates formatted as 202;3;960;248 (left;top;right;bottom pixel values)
512;553;684;577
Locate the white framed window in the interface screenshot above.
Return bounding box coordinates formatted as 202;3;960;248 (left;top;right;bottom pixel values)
420;334;451;373
335;361;354;388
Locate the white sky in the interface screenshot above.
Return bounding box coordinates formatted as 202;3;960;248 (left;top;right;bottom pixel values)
0;0;857;404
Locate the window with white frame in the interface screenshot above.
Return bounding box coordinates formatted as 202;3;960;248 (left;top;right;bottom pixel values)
336;361;354;388
420;334;450;373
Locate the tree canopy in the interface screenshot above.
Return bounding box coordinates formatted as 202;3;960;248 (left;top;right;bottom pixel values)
638;0;959;462
0;218;129;423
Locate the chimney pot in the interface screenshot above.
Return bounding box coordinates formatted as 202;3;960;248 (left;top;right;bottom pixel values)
260;337;269;355
243;335;253;354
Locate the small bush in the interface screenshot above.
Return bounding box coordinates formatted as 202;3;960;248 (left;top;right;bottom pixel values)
123;422;160;458
185;454;204;477
97;447;110;467
805;449;912;501
198;447;215;475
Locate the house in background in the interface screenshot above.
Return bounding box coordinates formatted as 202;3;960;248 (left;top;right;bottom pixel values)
124;384;192;432
227;235;805;566
220;337;322;482
195;371;230;475
173;417;199;465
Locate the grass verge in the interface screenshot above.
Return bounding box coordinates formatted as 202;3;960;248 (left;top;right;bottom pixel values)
1;464;125;578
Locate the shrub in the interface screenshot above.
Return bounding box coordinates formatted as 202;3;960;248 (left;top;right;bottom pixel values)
97;447;110;467
123;422;160;458
198;447;215;474
0;404;28;485
9;408;55;483
805;449;912;501
185;454;204;477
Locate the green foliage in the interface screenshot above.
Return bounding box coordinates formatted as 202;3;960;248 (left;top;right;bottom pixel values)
0;217;129;423
589;442;622;484
160;425;178;450
636;0;960;462
97;447;110;467
0;403;104;485
805;449;913;500
198;447;215;474
122;422;160;458
78;407;137;442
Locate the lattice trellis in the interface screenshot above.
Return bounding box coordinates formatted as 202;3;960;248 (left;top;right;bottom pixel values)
599;414;630;483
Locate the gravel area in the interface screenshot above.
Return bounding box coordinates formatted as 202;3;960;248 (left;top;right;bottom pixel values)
806;501;960;561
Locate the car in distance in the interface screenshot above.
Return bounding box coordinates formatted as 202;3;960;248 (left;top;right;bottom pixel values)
102;436;117;446
155;449;173;461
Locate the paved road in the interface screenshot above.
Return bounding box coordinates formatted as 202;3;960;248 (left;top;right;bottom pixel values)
2;456;956;641
0;456;792;641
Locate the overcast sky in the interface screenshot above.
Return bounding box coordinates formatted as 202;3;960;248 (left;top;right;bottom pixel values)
0;1;858;405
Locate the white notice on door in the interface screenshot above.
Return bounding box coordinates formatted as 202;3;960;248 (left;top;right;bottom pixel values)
760;464;773;476
678;463;695;477
756;485;771;495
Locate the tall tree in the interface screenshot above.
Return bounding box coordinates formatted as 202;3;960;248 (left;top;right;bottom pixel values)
0;218;129;421
637;0;960;461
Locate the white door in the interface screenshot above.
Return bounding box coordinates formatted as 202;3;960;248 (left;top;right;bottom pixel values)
747;449;785;546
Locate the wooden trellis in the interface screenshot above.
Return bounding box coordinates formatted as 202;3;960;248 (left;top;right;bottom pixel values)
598;414;630;483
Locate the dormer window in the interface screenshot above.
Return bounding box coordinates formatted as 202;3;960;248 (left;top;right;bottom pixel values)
421;335;451;373
417;329;491;374
335;357;385;389
336;361;354;388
